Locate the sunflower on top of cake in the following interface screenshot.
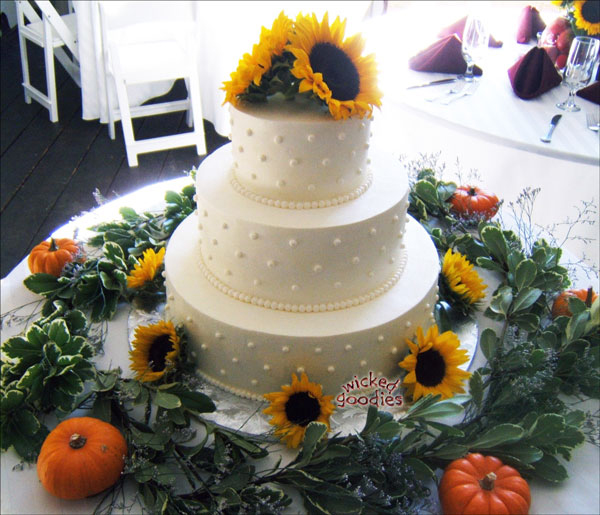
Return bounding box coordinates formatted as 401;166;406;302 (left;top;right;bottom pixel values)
222;11;382;120
164;11;474;448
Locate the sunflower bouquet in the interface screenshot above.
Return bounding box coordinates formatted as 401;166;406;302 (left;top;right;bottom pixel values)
222;12;382;120
552;0;600;37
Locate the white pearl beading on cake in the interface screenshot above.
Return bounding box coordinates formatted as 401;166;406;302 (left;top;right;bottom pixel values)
230;172;373;209
197;248;408;313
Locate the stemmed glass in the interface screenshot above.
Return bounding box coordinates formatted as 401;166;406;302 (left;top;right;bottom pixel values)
461;15;489;82
557;36;600;112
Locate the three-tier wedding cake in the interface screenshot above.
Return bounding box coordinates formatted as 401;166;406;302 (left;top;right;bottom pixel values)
164;95;440;399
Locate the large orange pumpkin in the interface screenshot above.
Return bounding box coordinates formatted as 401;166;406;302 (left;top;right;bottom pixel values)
28;238;82;277
450;186;499;220
551;287;597;318
37;417;127;500
439;453;531;514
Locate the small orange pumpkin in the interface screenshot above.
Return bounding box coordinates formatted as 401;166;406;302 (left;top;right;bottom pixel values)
439;453;531;515
552;287;597;318
28;238;82;277
37;417;127;500
450;186;499;220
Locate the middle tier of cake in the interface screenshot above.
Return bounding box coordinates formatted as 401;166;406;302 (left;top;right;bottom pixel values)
194;144;409;308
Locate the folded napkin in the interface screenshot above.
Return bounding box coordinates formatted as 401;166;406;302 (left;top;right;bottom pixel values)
516;5;546;44
409;35;483;75
507;46;562;99
437;16;503;47
576;81;600;105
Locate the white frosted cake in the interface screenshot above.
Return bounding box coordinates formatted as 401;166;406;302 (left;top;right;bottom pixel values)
165;98;440;399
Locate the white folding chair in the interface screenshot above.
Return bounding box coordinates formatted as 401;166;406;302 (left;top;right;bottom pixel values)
98;1;206;167
16;0;80;122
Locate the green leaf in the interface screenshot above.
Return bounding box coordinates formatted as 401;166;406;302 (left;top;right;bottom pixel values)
511;287;542;314
296;422;328;467
566;311;589;342
99;271;122;291
404;457;436;481
23;273;61;295
533;454;568;483
415;180;439;205
3;336;43;361
480;328;498;360
1;389;25;413
476;257;505;273
47;319;70;347
430;443;468;460
13;409;41;436
489;286;513;316
515;259;537;290
154;390;182;410
103;241;127;270
512;313;540;332
168;388;215;414
529;413;565;441
471;424;525;448
304;490;362;515
480;225;508;265
497;444;543;464
119;206;139;220
469;370;484;409
56;370;85;396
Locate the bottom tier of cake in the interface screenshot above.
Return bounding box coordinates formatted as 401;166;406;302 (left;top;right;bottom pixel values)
165;214;440;400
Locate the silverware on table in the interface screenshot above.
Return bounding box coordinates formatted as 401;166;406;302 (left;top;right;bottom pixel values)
426;83;465;102
586;111;599;132
406;77;459;90
540;114;562;143
440;82;479;105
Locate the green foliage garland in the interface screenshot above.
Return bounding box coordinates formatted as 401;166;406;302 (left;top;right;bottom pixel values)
1;173;598;513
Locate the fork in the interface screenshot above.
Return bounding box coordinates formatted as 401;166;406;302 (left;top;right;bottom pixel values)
440;83;479;105
426;84;465;103
586;111;599;131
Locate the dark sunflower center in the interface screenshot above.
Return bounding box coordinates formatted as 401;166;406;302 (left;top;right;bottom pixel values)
309;43;360;101
148;334;173;372
284;392;321;426
415;349;446;387
582;1;600;23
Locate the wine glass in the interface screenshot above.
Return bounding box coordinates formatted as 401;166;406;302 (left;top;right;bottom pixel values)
461;16;490;82
557;36;600;112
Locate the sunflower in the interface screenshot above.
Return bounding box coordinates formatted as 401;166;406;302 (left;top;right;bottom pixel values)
263;372;335;448
441;248;487;305
399;325;471;401
222;12;293;105
573;0;600;35
127;247;165;289
287;12;382;120
129;320;180;382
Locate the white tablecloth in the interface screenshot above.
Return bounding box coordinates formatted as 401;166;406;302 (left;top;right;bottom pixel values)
1;177;599;514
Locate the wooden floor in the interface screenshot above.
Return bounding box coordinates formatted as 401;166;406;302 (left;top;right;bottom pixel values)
0;24;229;278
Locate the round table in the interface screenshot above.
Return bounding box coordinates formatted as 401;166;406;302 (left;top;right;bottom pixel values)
1;177;599;514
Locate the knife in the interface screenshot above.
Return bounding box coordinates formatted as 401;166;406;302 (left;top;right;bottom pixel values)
406;77;459;90
540;114;562;143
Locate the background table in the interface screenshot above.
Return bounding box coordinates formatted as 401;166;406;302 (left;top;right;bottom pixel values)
1;176;599;514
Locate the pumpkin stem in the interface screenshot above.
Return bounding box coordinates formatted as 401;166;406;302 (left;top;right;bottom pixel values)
69;433;87;449
468;187;477;196
585;287;594;307
479;472;496;491
48;238;58;252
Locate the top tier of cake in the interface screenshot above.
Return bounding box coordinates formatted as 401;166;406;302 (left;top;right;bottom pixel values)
230;96;371;204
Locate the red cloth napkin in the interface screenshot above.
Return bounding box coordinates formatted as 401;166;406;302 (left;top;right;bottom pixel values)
516;5;546;44
507;47;562;99
437;16;503;48
576;81;600;105
409;35;483;75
